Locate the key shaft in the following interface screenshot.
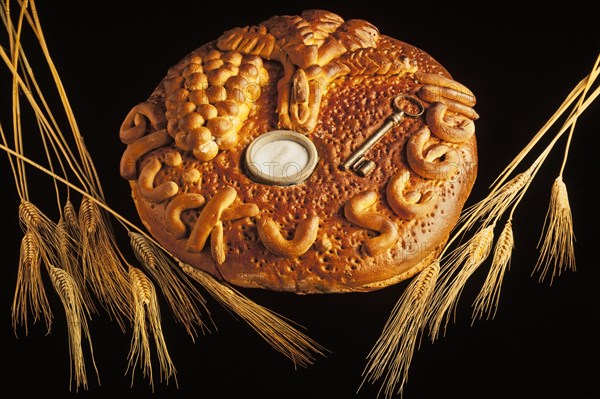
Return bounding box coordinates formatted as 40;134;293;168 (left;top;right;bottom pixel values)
341;111;404;171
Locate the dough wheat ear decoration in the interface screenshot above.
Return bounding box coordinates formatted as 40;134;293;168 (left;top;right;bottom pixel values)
1;0;325;391
361;54;599;398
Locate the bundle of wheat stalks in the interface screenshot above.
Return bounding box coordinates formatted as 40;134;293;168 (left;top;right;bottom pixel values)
0;1;324;391
1;1;598;396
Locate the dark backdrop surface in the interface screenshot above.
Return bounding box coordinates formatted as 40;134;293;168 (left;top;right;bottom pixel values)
1;2;598;398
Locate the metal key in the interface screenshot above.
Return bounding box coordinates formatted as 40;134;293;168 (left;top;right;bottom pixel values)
341;94;424;176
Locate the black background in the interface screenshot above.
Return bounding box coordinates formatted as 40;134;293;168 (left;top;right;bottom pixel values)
1;1;599;398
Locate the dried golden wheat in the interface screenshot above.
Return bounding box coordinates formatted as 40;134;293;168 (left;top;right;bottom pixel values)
361;261;440;399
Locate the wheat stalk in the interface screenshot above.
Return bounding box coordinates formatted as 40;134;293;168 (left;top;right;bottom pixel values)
429;55;600;329
360;261;440;398
12;230;50;334
534;176;576;284
472;219;514;321
79;196;132;329
63;199;80;234
9;0;105;198
13;200;67;331
428;225;495;342
47;264;98;391
60;200;85;282
491;53;599;189
130;232;212;339
181;262;328;368
6;0;28;200
0;5;97;197
528;58;597;285
127;266;177;390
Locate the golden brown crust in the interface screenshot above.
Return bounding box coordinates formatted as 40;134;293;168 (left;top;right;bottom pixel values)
120;10;479;294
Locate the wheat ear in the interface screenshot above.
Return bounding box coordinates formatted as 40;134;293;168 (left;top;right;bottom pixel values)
127;266;177;390
14;200;66;333
130;232;211;339
534;176;576;284
428;225;495;341
48;265;98;391
472;219;514;321
531;57;598;285
181;263;327;368
12;230;50;335
58;200;98;312
78;196;132;329
360;261;440;399
55;216;94;311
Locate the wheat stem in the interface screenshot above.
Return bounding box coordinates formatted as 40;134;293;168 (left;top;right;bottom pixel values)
559;54;600;176
1;0;111;198
0;121;24;198
28;0;105;199
9;0;27;199
492;59;599;192
37;118;65;214
0;44;94;194
5;0;20;193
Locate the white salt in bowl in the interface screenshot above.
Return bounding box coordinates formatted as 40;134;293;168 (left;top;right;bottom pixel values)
244;130;319;186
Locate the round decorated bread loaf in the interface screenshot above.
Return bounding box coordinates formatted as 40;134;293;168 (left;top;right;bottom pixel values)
119;9;478;294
